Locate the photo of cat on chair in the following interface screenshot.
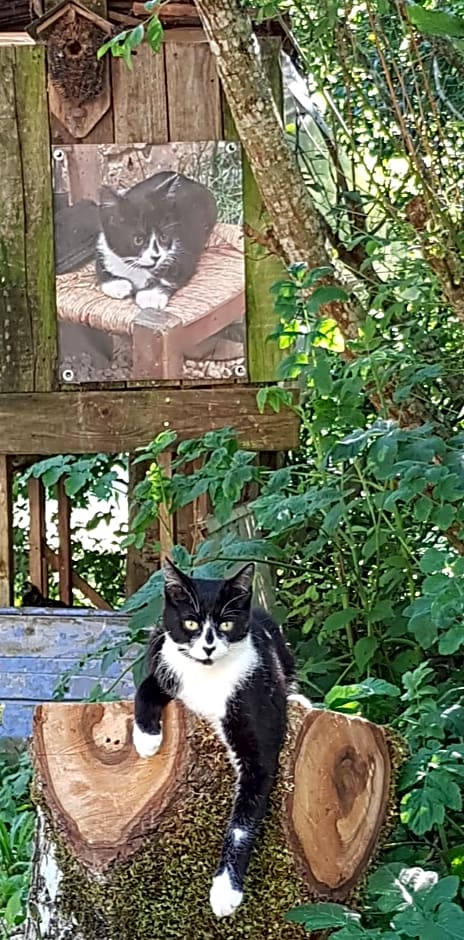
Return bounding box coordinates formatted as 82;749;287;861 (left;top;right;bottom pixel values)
53;142;246;383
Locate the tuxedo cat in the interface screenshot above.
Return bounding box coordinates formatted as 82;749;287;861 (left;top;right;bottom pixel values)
96;171;217;311
133;560;304;919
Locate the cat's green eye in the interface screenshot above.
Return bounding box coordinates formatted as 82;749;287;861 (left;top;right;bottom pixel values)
219;620;234;633
184;619;199;632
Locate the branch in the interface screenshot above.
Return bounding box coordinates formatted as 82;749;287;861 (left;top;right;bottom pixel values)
194;0;361;339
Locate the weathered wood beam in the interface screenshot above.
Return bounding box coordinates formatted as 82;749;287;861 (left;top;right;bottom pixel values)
0;388;299;454
28;477;48;593
0;38;56;393
44;545;112;610
57;478;73;605
0;457;14;606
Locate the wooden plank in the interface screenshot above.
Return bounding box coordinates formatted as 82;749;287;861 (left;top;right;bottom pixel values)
165;35;222;140
0;43;56;393
0;612;131;657
0;33;35;45
0;457;13;607
44;545;112;610
174;457;209;554
28;477;48;592
126;456;162;596
66;144;101;202
15;44;57;391
57;478;73;605
0;387;299;453
224;37;286;383
50;108;114;146
158;451;173;560
132;2;199;20
45;0;107;14
112;43;168;143
0;610;132;739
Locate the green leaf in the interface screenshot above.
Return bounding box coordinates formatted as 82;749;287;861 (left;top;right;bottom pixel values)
127;23;144;49
354;636;378;671
147;15;164;53
325;678;400;708
414;496;433;522
419;548;447;574
367;599;394;622
439;626;464;655
5;889;22;924
432;504;457;529
256;386;293;414
313;356;333;395
400;783;447;835
322;607;358;636
286;901;360;928
407;613;438;650
447;844;464;879
369;864;436;913
407;4;464;38
65;471;89;496
307;285;349;313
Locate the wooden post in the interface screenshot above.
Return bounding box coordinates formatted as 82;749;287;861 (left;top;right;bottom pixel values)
126;455;163;596
57;477;72;605
44;545;112;609
28;477;48;593
158;451;174;561
25;701;400;939
0;37;56;393
0;457;14;606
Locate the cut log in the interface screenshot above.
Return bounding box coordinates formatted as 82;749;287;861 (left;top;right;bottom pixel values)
25;701;401;940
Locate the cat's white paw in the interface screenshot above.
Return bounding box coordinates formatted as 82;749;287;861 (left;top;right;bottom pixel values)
209;870;243;918
101;279;132;300
288;692;312;709
136;287;170;311
132;722;162;758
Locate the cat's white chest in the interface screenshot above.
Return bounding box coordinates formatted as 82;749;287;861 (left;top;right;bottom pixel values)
161;634;258;721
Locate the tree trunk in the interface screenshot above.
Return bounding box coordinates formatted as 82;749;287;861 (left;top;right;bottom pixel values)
25;700;401;940
195;0;360;339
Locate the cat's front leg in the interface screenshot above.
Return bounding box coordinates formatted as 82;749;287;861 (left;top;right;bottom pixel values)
133;673;172;758
209;760;275;918
101;279;133;300
135;282;172;312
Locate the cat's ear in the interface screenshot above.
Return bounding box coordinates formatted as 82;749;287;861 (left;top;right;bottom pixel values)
162;558;199;611
98;186;120;210
220;563;255;614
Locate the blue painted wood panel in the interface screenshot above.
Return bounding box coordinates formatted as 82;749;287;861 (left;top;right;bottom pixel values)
0;609;139;740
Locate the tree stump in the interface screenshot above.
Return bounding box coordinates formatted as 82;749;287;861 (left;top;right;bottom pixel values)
25;700;400;940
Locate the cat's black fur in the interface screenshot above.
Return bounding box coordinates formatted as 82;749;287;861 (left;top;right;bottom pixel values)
133;560;297;918
96;171;217;310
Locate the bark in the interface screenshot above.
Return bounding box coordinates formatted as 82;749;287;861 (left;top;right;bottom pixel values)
195;0;360;340
24;700;401;940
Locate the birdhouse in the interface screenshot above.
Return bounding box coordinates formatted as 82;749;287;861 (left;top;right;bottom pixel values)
29;0;112;138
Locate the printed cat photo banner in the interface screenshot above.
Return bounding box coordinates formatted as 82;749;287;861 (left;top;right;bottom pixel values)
52;142;246;383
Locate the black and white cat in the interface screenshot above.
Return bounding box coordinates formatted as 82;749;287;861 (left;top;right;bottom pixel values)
96;171;217;311
133;560;308;918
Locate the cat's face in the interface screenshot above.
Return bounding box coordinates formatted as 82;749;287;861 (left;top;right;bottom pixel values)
162;560;255;665
99;187;172;268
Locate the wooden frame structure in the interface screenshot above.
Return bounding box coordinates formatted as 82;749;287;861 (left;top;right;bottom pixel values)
0;2;299;604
